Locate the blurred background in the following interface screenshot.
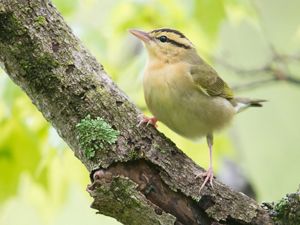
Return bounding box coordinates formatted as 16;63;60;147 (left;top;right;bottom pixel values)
1;0;300;224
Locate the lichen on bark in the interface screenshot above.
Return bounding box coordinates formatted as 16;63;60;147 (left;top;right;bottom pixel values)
76;115;119;159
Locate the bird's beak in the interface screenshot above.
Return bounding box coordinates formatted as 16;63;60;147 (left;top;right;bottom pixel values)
129;29;151;42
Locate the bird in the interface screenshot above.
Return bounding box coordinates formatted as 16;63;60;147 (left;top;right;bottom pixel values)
129;28;265;191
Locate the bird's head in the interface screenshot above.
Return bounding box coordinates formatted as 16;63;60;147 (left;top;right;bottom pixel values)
129;28;195;63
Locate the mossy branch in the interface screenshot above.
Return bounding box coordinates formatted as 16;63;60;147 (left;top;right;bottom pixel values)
264;187;300;225
0;0;298;224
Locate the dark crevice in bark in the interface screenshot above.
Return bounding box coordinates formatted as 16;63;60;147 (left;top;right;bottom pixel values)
89;160;255;225
89;160;210;225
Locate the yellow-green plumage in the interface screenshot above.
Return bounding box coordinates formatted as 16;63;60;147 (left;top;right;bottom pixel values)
190;64;234;99
130;28;265;190
144;59;236;139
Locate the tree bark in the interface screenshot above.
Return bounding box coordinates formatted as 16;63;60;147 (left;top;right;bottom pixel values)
0;0;277;224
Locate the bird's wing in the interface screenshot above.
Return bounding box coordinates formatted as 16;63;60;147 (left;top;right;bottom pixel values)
190;63;234;99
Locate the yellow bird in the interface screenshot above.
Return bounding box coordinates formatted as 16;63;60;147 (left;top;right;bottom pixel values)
130;28;265;190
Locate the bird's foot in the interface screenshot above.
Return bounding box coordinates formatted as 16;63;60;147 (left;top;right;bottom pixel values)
196;167;214;191
137;115;158;128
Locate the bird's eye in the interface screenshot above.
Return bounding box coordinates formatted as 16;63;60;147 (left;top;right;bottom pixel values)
159;36;167;42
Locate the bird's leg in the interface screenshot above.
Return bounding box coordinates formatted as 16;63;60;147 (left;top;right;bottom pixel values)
137;115;158;128
196;133;214;191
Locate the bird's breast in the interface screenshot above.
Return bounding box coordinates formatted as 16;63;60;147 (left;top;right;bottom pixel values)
143;62;235;139
143;62;193;115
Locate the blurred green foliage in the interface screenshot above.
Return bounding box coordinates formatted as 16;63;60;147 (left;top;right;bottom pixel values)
0;0;299;224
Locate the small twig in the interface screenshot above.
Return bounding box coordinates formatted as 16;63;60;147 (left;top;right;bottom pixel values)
214;57;273;76
215;55;300;91
278;54;300;61
286;75;300;84
232;77;276;92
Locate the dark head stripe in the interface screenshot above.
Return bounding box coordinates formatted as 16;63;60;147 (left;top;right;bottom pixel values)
151;28;186;38
163;38;191;49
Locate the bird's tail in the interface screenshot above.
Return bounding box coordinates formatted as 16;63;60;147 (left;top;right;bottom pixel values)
233;97;266;113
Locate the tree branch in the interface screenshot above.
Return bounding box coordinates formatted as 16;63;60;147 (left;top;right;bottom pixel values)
214;54;300;92
0;0;275;224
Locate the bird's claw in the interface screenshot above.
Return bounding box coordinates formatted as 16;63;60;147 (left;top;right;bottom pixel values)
196;167;214;191
137;115;158;128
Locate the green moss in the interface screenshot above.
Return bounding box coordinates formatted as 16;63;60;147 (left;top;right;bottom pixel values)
91;176;176;225
0;12;26;42
274;197;289;214
128;149;139;160
76;115;119;159
152;143;167;154
35;16;47;26
158;148;167;154
0;12;59;93
270;191;300;225
110;177;142;208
